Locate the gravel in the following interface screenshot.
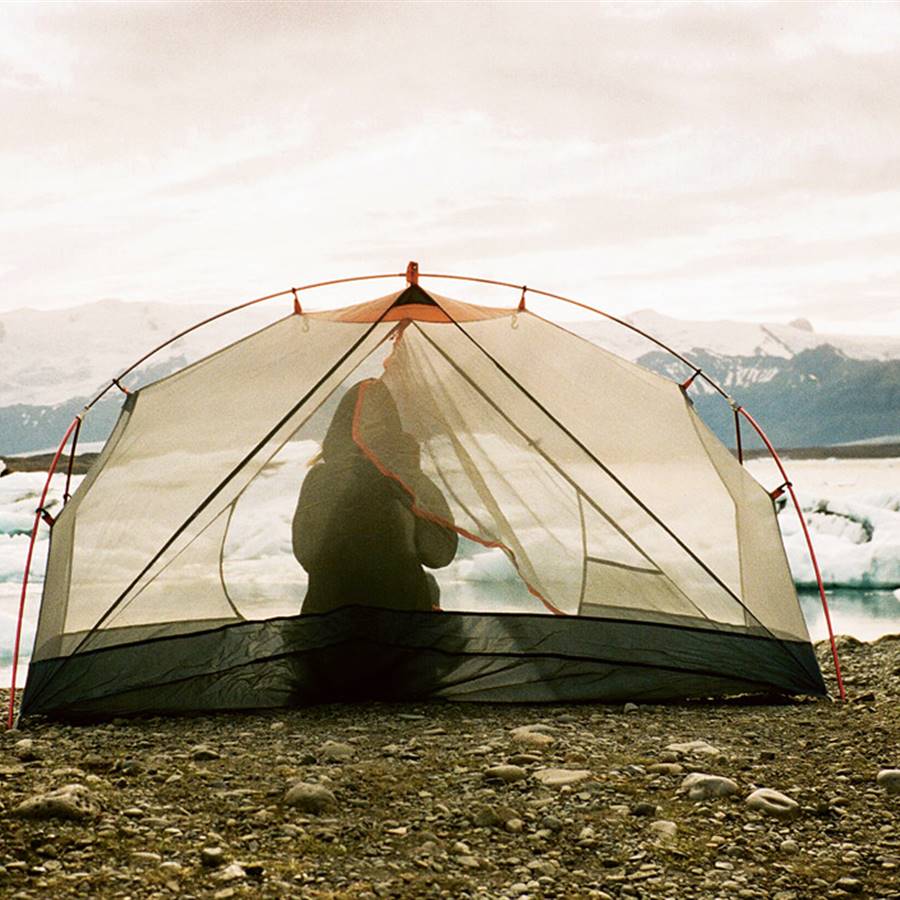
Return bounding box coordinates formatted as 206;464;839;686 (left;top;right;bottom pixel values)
1;634;898;899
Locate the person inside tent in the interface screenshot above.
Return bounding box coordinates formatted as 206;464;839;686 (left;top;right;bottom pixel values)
292;378;459;614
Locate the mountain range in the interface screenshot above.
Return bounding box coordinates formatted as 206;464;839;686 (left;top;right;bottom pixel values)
1;299;898;455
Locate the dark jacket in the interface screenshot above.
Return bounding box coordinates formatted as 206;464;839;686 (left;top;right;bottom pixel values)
292;380;458;614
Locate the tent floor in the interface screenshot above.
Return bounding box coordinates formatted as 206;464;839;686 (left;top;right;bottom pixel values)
21;607;827;720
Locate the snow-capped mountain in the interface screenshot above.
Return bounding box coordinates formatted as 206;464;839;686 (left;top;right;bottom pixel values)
1;299;898;454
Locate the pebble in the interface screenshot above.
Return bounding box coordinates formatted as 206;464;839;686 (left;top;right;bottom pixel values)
131;851;162;866
510;725;554;748
679;772;739;801
835;876;863;894
665;739;721;756
746;788;800;820
533;768;591;786
876;769;900;794
13;738;41;762
283;781;338;814
217;863;247;881
201;846;226;867
12;784;99;820
649;819;678;838
318;740;355;762
484;764;528;783
190;744;221;761
648;763;684;775
780;839;799;855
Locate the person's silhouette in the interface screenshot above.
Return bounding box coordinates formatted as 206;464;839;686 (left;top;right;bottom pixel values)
292;379;458;614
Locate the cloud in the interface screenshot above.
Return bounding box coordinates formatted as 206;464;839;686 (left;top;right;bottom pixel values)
0;2;898;334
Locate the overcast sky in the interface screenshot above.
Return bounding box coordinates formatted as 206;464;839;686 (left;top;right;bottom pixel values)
2;1;899;333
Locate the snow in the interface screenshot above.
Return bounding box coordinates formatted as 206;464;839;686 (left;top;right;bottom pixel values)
746;457;900;590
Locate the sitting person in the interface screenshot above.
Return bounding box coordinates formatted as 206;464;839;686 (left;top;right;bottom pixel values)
292;379;458;614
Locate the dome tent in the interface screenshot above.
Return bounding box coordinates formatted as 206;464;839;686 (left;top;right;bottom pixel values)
13;266;836;721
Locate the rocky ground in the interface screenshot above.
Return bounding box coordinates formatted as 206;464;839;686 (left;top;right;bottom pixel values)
1;637;898;900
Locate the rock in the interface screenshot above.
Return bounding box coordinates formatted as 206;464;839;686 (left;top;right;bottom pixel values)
505;818;524;833
283;781;338;814
510;726;554;748
484;764;527;783
13;739;41;762
780;839;799;855
190;744;221;761
131;851;162;866
201;847;226;868
533;768;591;786
665;739;721;756
631;802;657;817
217;863;246;881
473;806;504;828
876;769;900;794
649;820;677;839
648;763;684;775
623;702;639;713
318;740;355;763
746;788;800;819
679;773;739;801
835;877;863;894
11;784;99;821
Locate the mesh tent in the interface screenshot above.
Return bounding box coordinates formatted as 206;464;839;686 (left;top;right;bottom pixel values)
18;279;827;719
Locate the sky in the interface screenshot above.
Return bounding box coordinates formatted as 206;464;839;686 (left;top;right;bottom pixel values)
2;1;900;334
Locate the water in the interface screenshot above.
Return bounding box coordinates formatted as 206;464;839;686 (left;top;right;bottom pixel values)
800;587;900;643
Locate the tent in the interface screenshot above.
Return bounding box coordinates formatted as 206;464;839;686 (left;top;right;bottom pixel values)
15;269;833;720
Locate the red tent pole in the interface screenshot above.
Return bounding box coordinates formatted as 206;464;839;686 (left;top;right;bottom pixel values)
736;406;845;701
6;415;81;729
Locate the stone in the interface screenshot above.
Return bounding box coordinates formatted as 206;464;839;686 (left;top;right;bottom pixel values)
679;773;739;801
13;738;41;762
876;769;900;794
190;744;221;761
201;847;226;868
283;781;338;814
505;818;524;833
665;739;721;756
780;840;799;855
835;877;863;894
631;802;657;817
217;863;246;881
649;820;678;839
131;851;162;866
12;784;99;821
484;764;528;783
648;763;684;775
510;726;554;748
318;740;355;762
623;703;639;713
746;788;800;820
533;767;590;786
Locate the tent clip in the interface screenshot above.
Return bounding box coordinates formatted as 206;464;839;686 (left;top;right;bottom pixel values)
112;378;131;396
770;481;792;500
680;367;702;391
518;286;528;312
291;287;303;316
406;261;419;285
37;506;55;527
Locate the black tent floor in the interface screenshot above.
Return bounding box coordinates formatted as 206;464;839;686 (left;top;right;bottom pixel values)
21;607;827;720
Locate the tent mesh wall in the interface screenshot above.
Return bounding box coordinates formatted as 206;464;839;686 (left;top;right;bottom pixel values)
20;286;826;718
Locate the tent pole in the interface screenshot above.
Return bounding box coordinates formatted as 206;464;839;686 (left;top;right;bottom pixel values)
6;415;82;729
736;407;845;701
734;408;744;465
